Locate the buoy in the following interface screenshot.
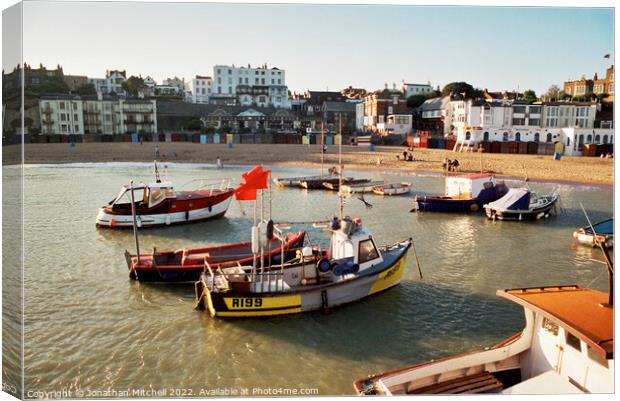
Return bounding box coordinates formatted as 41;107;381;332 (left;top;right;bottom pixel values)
109;219;117;227
470;203;479;212
136;216;142;228
317;258;331;273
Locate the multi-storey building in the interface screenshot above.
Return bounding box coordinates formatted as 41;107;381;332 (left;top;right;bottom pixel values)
363;85;408;132
210;64;291;108
564;65;614;101
402;81;433;98
39;95;84;135
88;69;127;95
416;95;453;136
39;94;157;135
64;75;88;92
192;75;212;103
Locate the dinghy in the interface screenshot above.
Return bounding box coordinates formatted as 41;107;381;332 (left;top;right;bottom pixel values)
194;216;411;317
372;182;412;196
273;175;322;188
573;218;613;248
413;174;508;213
341;180;385;194
124;231;307;282
322;178;371;191
484;188;559;221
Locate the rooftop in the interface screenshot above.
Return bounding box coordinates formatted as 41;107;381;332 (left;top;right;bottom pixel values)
498;286;613;359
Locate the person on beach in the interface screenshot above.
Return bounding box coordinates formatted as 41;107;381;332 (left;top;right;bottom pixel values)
216;156;223;169
443;158;450;171
407;153;413;161
451;159;460;172
155;145;160;158
402;150;408;160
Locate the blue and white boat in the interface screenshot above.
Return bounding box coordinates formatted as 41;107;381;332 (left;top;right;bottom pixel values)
484;188;559;221
413;174;508;213
573;218;614;248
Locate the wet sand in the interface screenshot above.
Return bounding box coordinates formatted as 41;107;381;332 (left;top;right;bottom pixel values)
2;142;614;185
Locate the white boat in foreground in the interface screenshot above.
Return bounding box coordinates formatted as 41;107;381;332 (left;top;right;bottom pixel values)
341;180;385;194
372;182;412;196
354;245;614;395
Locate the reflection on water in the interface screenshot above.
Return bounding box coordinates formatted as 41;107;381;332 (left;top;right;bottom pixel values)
5;164;613;395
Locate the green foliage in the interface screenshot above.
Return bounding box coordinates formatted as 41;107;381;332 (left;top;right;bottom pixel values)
186;118;203;132
76;83;97;96
522;90;538;103
221;125;232;134
442;82;477;98
559;93;572;100
122;76;146;97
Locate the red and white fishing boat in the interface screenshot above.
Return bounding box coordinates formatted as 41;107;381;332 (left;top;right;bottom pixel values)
96;164;234;229
125;230;308;282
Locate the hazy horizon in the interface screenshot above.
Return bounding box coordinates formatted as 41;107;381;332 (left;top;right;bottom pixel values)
11;1;616;95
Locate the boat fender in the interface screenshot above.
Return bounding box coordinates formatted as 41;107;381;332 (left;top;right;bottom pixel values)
136;216;142;228
109;219;117;228
165;215;171;226
317;258;331;273
266;220;274;240
208;202;212;212
185;210;190;221
332;264;344;276
470;203;479;212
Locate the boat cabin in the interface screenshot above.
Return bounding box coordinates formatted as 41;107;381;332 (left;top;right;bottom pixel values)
109;182;175;209
446;174;496;199
330;217;383;272
358;285;613;395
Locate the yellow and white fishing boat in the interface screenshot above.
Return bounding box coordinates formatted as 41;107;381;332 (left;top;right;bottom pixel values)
194;217;411;318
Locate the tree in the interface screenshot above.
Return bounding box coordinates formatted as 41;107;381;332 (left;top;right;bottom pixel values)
186;118;203;132
559;93;572;101
522;90;537;103
596;92;610;102
76;83;97;96
441;82;477;98
406;90;441;108
122;76;146;97
545;85;561;100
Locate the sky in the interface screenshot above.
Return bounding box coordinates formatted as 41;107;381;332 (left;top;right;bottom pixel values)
10;1;615;95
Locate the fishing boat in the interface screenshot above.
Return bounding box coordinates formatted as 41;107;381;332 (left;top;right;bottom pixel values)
372;182;412;196
95;175;234;228
300;176;352;190
573;218;614;248
341;180;385;194
273;175;323;188
124;230;307;282
413;173;508;213
354;242;614;395
484;188;560;221
323;178;371;191
194;216;412;317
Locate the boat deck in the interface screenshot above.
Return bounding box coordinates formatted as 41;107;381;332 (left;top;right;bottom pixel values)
408;371;505;394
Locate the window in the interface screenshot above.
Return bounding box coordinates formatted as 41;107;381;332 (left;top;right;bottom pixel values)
60;102;66;110
529;106;541;114
565;332;582;351
513;106;526;114
74;114;78;121
542;317;559;335
503;132;509;141
587;134;592;143
515;132;521;141
75;124;79;132
239;78;242;84
261;78;265;85
60;114;67;121
483;132;489;141
546;133;552;142
465;131;471;140
534;133;540;142
512;118;525;126
529;119;540;126
278;79;281;84
603;135;608;144
595;134;600;143
358;239;379;264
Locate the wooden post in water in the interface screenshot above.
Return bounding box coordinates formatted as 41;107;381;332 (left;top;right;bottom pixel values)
129;180;140;260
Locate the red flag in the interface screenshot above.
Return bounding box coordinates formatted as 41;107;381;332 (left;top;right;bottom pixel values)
235;165;271;200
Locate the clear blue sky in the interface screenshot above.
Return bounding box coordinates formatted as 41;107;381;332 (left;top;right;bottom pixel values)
17;1;614;95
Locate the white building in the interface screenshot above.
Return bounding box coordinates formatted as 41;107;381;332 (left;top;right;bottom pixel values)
403;81;433;98
88;69;127;95
211;63;291;108
192;75;212;103
39;94;157;135
453;100;611;156
39;95;84;135
376;114;413;136
355;102;365;131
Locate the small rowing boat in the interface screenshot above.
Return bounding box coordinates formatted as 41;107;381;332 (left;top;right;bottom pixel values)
323;178;371;191
573;218;613;248
372;182;412;196
273;175;322;188
300;176;352;190
341;180;385;194
125;231;307;282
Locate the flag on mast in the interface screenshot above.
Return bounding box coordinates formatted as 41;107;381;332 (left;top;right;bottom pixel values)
235;165;271;200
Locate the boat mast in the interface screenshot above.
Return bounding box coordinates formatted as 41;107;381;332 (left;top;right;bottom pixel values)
129;180;140;260
338;114;343;220
321;121;325;178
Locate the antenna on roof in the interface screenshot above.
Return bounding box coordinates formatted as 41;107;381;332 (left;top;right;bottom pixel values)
579;202;613;307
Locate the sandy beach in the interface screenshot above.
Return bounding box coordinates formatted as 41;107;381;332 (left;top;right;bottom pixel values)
2;142;614;185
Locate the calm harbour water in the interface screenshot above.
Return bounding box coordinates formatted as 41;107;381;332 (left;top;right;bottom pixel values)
3;163;614;396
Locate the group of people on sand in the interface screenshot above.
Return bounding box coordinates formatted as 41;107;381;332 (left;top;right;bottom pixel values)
442;157;460;172
397;148;415;162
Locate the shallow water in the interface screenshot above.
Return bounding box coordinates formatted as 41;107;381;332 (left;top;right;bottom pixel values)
3;163;613;396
